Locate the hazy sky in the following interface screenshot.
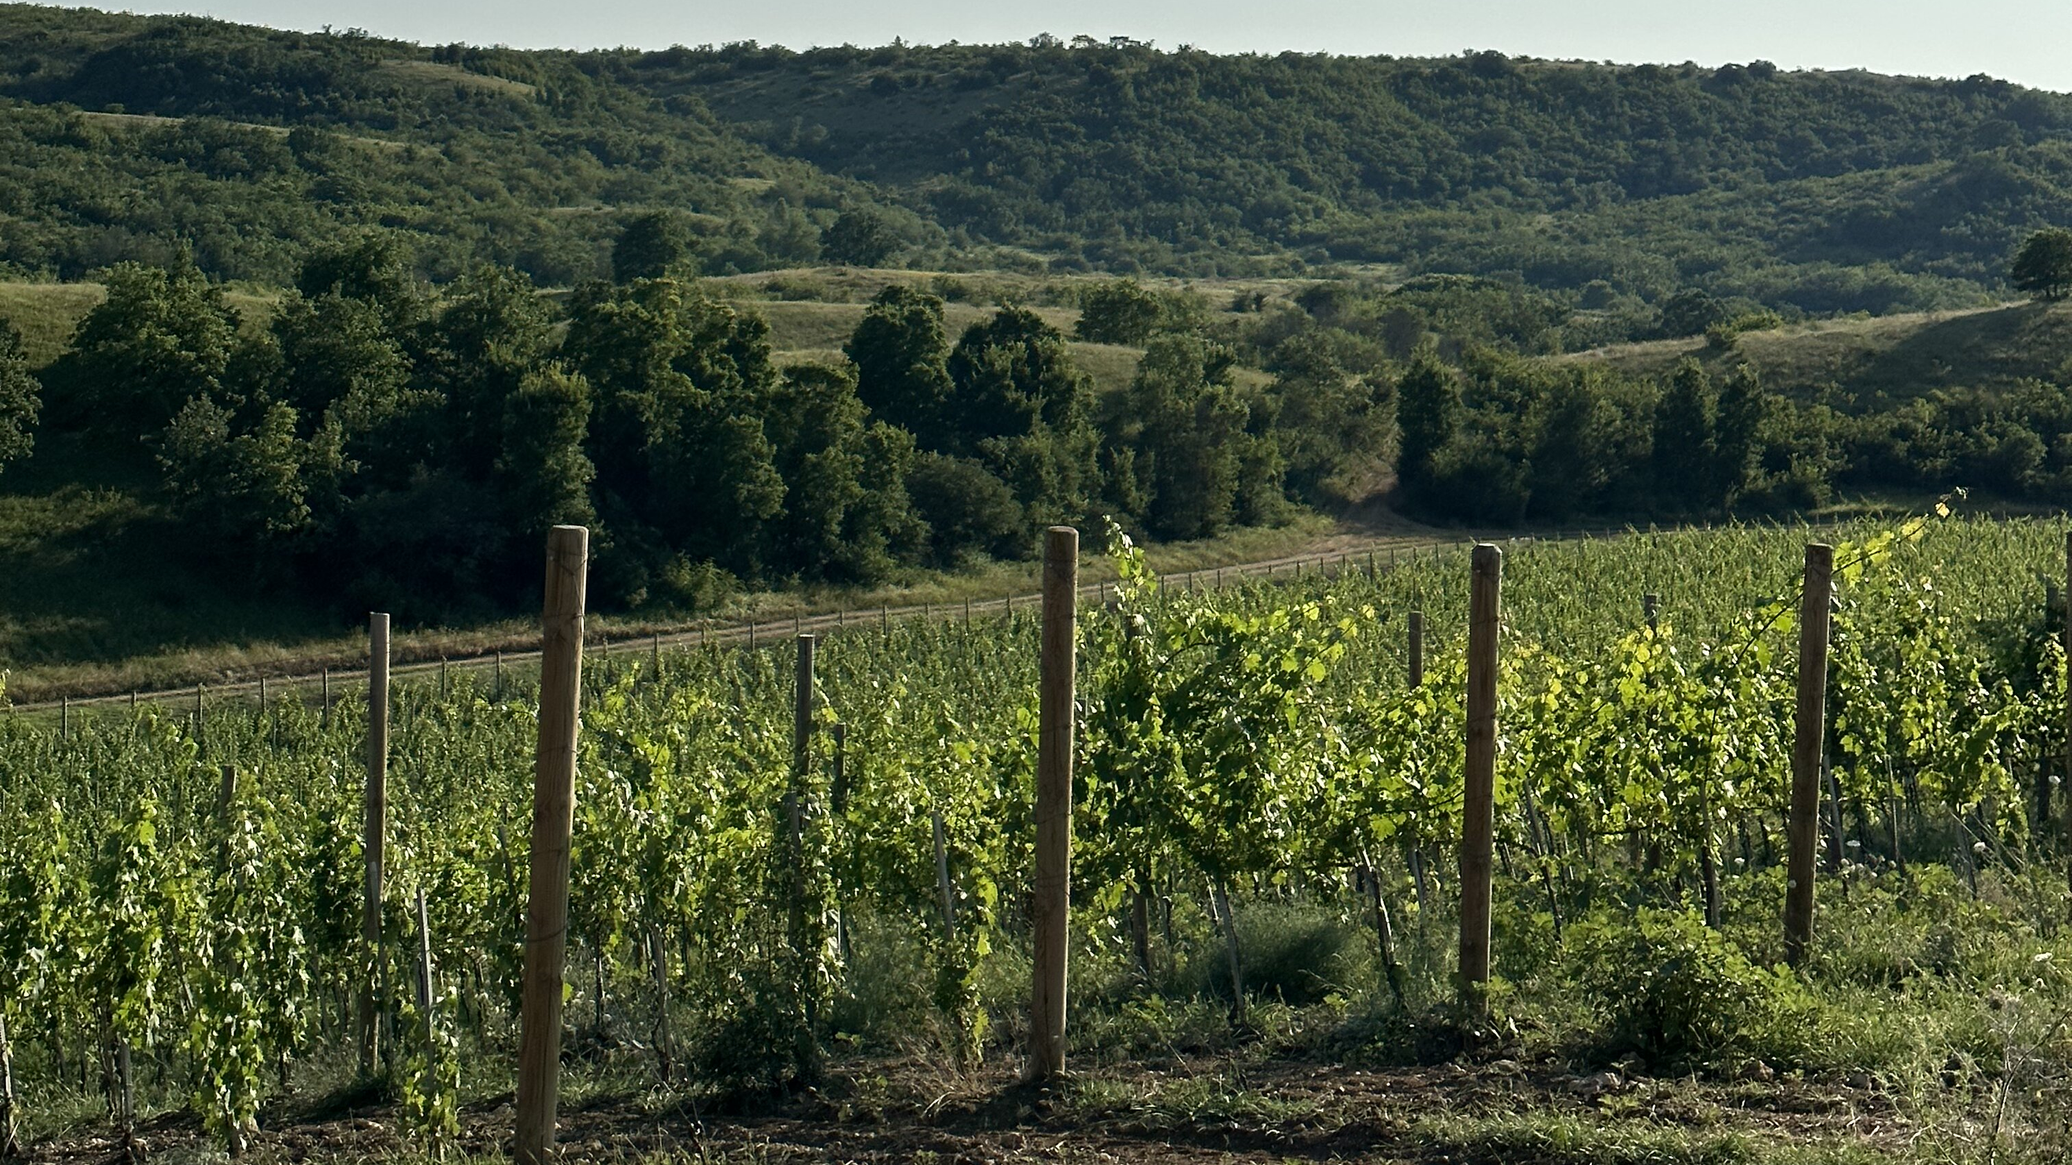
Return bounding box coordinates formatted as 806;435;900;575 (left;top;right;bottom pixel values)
69;1;2072;92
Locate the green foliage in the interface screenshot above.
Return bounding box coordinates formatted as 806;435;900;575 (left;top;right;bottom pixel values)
845;284;956;450
821;208;902;268
48;258;238;433
0;322;41;471
1075;279;1165;345
1393;350;1458;496
944;306;1100;529
612;212;693;284
157;397;312;544
1106;333;1278;538
1572;909;1813;1071
2011;227;2072;300
1658;289;1732;339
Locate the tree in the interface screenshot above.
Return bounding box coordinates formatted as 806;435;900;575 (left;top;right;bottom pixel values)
0;324;41;472
1393;350;1459;495
905;452;1024;565
420;265;559;477
1109;334;1268;538
763;362;921;581
158;397;312;545
612;212;693;283
496;366;596;540
50;259;239;436
2011;228;2072;301
270;291;414;438
1712;364;1771;506
295;234;424;331
1075;279;1164;345
1527;369;1622;521
821;209;901;268
1656;288;1730;339
1653;359;1718;512
844;285;955;449
565;278;787;584
946;307;1099;528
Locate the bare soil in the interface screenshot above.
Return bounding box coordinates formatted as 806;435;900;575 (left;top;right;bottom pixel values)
32;1052;1918;1164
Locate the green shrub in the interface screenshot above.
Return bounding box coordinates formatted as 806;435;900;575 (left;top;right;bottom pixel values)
1571;908;1813;1071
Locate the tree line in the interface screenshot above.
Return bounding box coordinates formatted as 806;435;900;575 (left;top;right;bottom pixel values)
7;243;1386;620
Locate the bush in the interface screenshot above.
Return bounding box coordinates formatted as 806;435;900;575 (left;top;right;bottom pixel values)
1571;909;1813;1071
1195;900;1362;1007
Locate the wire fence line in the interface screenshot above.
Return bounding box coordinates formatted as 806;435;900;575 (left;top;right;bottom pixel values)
13;523;1666;721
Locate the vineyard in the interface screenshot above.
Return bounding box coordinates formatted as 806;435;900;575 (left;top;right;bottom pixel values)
2;514;2071;1162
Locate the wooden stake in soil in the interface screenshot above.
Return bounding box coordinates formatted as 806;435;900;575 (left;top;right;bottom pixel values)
516;526;589;1165
648;927;675;1084
360;611;390;1076
1784;544;1834;967
1459;545;1502;1012
414;888;434;1015
1027;526;1079;1083
787;632;820;1066
0;1010;15;1160
1408;610;1425;688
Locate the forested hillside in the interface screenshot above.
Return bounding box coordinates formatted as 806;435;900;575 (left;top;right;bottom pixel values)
9;5;2072;321
610;40;2072;313
0;5;934;284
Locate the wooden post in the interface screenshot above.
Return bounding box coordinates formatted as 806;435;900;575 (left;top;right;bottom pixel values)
1459;545;1501;1011
516;526;588;1165
321;667;331;727
1644;592;1659;632
495;651;505;701
794;635;816;784
931;808;957;936
58;695;66;739
648;927;674;1084
1784;544;1834;967
1027;526;1078;1083
0;1010;16;1160
1407;611;1425;688
414;888;433;1014
360;612;390;1076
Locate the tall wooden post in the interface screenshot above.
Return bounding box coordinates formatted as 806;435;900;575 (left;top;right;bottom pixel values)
360;612;390;1075
1027;526;1078;1082
516;527;588;1165
1459;545;1501;1010
1407;611;1425;688
1785;544;1834;967
1644;592;1659;632
789;633;818;1057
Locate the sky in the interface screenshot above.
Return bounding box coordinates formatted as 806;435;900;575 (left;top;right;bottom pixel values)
66;0;2072;93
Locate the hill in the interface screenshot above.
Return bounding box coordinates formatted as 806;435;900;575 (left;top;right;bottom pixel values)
625;41;2072;312
3;6;2072;327
0;4;924;285
1561;299;2072;410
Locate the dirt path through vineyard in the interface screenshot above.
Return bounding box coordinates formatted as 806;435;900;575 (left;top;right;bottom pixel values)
40;1051;1918;1163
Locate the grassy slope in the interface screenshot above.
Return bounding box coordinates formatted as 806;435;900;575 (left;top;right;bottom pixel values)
1560;298;2072;408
